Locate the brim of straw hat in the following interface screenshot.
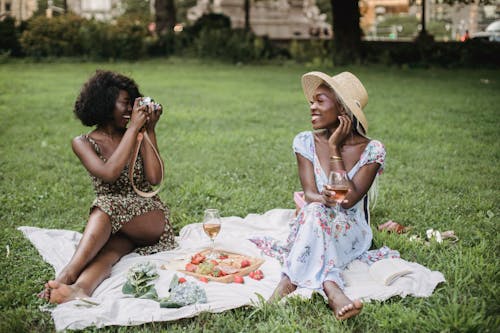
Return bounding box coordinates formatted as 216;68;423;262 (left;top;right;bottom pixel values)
301;71;369;137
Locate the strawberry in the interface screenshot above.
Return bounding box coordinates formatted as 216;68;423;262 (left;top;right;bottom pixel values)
218;254;229;260
178;277;187;284
199;277;208;283
210;259;219;266
233;275;244;284
240;259;251;268
249;269;264;280
185;263;197;272
191;253;206;265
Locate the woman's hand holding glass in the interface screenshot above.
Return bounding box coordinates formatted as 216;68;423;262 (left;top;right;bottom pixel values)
325;171;350;222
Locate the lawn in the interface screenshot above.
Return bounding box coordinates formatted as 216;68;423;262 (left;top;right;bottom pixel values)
0;59;499;332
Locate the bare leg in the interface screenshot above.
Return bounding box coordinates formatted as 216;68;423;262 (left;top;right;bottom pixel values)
269;275;297;302
323;280;363;320
47;233;135;304
119;209;165;246
46;210;166;304
39;209;112;300
58;209;112;284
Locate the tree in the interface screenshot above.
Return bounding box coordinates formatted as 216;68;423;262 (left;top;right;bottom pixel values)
244;0;250;31
155;0;177;35
331;0;361;64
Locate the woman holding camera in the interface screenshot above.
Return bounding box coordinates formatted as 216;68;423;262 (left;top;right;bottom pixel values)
41;70;175;304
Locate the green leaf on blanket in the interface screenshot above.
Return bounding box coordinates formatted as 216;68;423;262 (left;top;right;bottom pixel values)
122;261;160;299
159;300;183;308
138;287;158;300
122;281;135;295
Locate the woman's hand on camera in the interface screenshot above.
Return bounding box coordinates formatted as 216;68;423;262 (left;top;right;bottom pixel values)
145;103;162;133
328;114;352;148
129;98;148;131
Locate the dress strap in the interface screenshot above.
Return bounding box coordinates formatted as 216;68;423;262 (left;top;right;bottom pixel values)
79;134;102;157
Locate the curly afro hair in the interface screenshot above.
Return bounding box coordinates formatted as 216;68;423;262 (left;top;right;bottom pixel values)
74;70;142;127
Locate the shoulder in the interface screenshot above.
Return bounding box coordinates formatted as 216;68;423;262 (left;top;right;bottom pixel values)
293;131;314;161
293;131;313;148
367;140;385;154
72;134;99;155
360;139;386;173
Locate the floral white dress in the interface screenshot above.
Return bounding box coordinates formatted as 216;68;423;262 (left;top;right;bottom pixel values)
283;131;386;290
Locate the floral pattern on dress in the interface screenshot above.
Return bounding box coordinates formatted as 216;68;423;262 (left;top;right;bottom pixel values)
81;135;176;255
250;131;390;290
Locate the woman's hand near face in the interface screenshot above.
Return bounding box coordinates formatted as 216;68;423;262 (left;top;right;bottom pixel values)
328;114;352;148
129;98;148;131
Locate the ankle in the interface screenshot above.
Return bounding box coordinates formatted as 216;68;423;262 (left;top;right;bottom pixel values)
57;267;79;284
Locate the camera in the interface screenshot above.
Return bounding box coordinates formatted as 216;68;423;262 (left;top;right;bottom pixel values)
139;96;161;112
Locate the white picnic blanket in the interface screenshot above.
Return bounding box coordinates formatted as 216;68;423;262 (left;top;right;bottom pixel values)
19;209;445;331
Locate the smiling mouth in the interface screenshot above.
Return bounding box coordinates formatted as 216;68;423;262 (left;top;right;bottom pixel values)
311;115;320;122
123;115;131;119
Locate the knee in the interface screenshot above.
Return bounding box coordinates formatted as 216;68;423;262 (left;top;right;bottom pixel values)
151;218;166;238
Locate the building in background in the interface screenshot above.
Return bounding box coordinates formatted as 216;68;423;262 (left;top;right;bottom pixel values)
187;0;331;39
65;0;124;20
360;0;409;32
0;0;37;21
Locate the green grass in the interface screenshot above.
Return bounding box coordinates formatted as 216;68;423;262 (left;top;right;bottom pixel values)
0;59;499;332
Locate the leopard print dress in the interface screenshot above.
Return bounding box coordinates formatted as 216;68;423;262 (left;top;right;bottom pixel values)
80;134;176;254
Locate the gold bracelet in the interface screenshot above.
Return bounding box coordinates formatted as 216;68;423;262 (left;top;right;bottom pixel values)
330;155;343;161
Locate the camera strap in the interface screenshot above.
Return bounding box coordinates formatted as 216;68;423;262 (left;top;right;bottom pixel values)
128;131;164;198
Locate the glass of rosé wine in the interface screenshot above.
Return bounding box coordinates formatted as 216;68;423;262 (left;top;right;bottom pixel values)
202;209;221;259
328;171;349;223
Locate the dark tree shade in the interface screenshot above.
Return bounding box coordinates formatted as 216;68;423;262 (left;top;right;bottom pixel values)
155;0;176;35
331;0;362;64
244;0;250;31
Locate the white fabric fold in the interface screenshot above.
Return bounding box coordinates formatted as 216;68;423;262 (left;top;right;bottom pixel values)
19;208;445;331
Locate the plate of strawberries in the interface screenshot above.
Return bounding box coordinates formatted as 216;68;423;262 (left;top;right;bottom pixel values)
177;249;265;283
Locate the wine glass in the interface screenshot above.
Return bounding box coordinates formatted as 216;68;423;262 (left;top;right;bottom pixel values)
202;208;221;259
328;171;349;222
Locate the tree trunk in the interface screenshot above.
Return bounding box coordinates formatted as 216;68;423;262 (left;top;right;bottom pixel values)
421;0;426;35
331;0;361;64
244;0;250;31
155;0;177;35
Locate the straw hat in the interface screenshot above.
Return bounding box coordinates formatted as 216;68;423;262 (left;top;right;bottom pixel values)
301;71;369;136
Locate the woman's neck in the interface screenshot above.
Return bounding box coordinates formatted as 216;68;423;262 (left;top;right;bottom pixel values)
96;125;124;139
322;127;365;146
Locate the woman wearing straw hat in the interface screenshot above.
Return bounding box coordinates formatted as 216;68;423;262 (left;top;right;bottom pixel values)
272;71;386;320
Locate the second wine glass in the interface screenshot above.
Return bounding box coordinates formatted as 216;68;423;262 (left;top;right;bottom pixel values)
328;171;349;222
202;208;221;259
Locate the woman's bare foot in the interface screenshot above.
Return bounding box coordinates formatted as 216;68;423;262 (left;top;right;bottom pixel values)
323;281;363;320
38;268;79;300
46;280;88;304
269;276;297;302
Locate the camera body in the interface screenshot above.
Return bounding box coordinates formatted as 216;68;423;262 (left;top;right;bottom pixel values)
139;96;161;111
